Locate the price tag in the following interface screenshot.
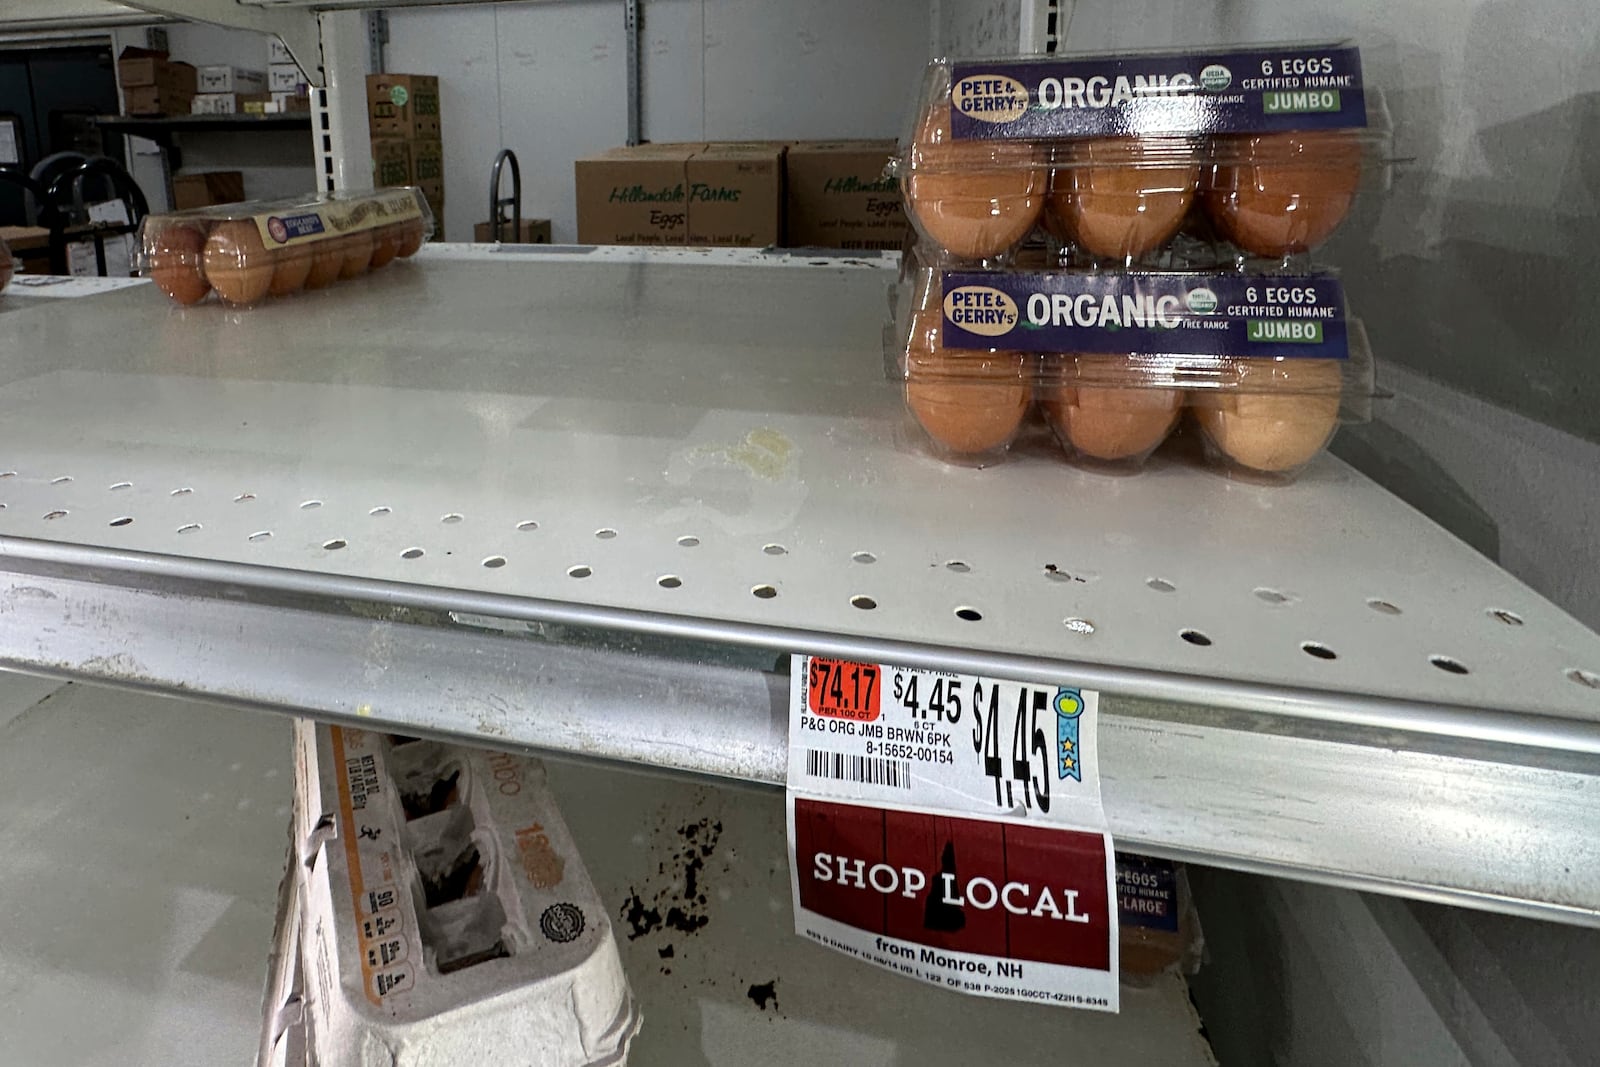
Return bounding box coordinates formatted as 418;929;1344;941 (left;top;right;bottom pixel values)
787;655;1118;1011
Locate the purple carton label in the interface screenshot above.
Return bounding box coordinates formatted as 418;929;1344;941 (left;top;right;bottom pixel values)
1116;855;1180;934
267;212;327;244
940;271;1348;360
949;45;1365;140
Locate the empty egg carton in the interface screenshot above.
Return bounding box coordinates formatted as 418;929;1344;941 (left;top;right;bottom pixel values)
285;720;640;1066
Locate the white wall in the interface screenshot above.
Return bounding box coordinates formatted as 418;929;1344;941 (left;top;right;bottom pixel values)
384;0;933;243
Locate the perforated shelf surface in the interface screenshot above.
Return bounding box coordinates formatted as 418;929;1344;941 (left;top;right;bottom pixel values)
2;246;1596;743
3;245;1598;922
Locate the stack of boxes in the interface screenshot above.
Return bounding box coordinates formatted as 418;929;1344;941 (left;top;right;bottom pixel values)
192;65;267;115
116;47;197;117
267;37;311;114
573;139;908;249
369;74;444;238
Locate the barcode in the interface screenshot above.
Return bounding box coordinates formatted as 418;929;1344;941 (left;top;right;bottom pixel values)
804;749;911;789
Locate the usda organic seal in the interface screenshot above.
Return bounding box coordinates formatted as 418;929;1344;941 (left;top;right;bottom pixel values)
1200;65;1231;92
1186;287;1219;314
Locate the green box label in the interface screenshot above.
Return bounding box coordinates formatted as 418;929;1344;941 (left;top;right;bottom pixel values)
1262;90;1342;115
1248;319;1324;344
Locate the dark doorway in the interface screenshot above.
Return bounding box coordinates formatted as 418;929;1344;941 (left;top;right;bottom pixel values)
0;42;123;226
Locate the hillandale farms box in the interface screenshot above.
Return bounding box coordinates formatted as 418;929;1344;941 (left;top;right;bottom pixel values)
785;139;907;249
574;142;783;247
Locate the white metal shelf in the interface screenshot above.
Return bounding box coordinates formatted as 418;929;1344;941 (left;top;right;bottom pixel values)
2;246;1598;923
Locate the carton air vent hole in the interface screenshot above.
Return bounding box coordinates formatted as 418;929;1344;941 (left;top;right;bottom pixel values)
418;845;485;907
400;769;461;821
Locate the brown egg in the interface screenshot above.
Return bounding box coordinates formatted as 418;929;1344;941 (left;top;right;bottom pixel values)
1193;359;1344;473
146;222;211;305
268;246;313;297
368;225;402;270
1203;131;1363;257
0;237;12;294
303;237;343;289
396;217;425;258
338;231;375;279
1041;369;1182;461
904;308;1031;454
1046;138;1200;260
904;105;1045;260
202;220;274;306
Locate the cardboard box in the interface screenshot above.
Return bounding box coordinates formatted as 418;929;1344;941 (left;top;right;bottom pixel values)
474;218;552;244
172;170;246;211
268;64;304;93
191;92;271;116
123;85;193;117
117;47;196;97
686;142;783;246
197;65;267;94
371;138;412;188
367;74;441;139
784;139;907;250
271;91;312;113
268;37;294;65
574;142;783;247
409;139;444;204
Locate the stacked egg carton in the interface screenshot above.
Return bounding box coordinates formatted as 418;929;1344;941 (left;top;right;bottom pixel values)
261;720;641;1066
888;43;1390;481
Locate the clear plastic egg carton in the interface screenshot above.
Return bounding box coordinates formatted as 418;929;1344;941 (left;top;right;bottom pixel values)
0;236;12;296
135;186;433;307
892;42;1394;268
284;720;641;1067
886;262;1375;482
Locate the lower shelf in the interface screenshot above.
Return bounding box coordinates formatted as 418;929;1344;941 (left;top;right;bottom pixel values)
0;676;1212;1065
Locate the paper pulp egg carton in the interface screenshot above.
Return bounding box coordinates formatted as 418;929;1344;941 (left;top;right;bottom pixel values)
278;720;640;1066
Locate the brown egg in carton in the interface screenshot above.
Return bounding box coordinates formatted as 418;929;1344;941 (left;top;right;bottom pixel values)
0;236;12;296
893;44;1393;267
888;264;1375;482
137;187;433;308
